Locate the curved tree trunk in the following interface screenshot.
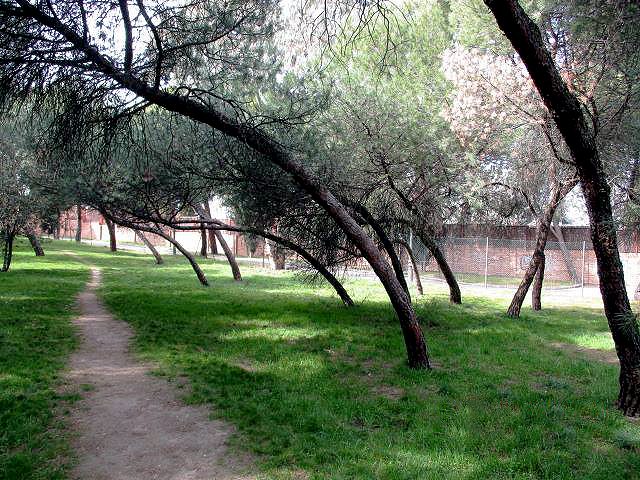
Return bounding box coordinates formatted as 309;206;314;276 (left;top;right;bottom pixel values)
75;204;82;242
395;239;423;295
531;253;545;311
213;230;242;281
1;231;15;272
417;233;461;304
206;223;354;307
98;207;118;252
104;213;208;286
27;231;45;256
485;0;640;415
507;235;550;318
154;229;209;286
194;205;242;281
507;180;575;317
11;7;429;368
353;204;410;298
430;241;461;304
136;230;163;264
115;76;429;364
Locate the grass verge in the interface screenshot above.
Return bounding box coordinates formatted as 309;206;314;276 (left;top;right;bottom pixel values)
0;239;87;480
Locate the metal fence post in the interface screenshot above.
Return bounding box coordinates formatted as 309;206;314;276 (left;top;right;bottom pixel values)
484;236;489;288
581;240;586;297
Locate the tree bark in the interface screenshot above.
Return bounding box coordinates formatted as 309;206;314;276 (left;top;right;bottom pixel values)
75;204;82;242
194;205;242;281
200;225;208;257
265;238;286;270
352;204;410;298
136;229;163;264
395;239;423;295
213;230;242;281
53;210;61;240
1;231;15;272
194;203;242;282
153;229;208;286
11;4;429;369
205;222;354;307
203;202;218;255
531;253;545;311
416;232;461;304
27;231;45;256
507;179;575;317
485;0;640;415
105;217;117;252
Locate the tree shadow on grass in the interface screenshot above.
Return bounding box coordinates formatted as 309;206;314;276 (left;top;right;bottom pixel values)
150;327;638;479
45;242;640;478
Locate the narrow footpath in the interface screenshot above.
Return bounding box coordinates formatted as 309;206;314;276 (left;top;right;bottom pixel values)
64;266;254;480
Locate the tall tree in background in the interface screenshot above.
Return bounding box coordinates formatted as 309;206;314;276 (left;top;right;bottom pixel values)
442;17;582;315
314;3;464;303
484;0;640;415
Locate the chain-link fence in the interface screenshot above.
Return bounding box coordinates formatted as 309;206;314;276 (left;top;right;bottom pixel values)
408;235;588;289
57;209;640;295
337;234;591;290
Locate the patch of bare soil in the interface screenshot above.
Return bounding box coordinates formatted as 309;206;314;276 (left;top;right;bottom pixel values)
549;341;618;365
63;267;255;480
371;385;406;400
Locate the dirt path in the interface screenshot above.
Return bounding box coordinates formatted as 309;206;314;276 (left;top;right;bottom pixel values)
64;267;255;480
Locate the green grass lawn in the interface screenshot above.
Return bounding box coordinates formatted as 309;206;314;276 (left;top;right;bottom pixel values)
0;239;88;480
2;240;640;479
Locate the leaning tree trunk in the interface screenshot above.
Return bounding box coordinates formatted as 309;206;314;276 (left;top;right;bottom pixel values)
27;231;45;256
209;230;218;255
105;213;208;286
418;233;461;304
395;239;424;295
153;229;208;286
207;223;354;307
75;204;82;242
194;205;241;281
22;14;430;367
200;225;208;257
531;253;545;311
213;230;242;281
1;231;15;272
507;180;575;317
485;0;640;415
354;204;410;298
105;217;117;252
136;230;163;265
